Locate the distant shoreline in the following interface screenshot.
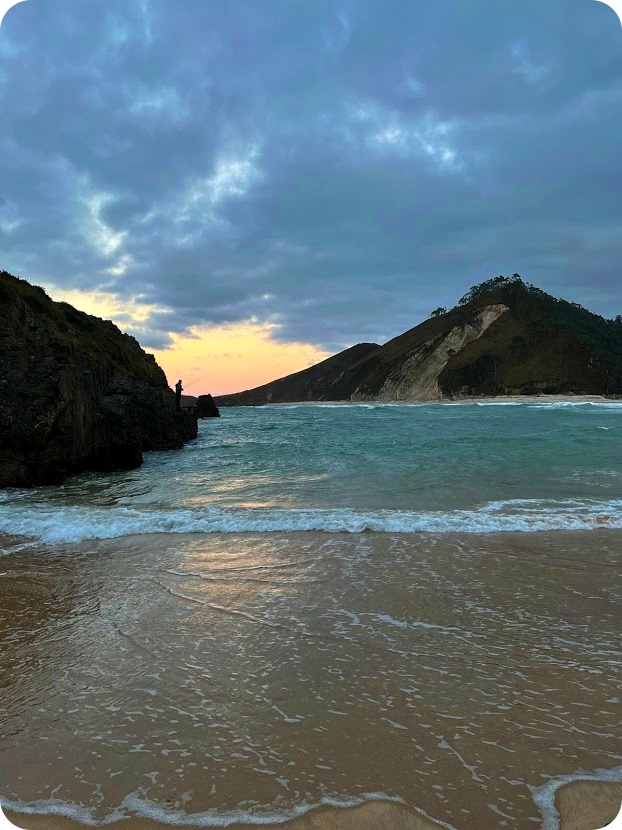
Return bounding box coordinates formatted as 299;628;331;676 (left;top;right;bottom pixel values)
224;394;617;406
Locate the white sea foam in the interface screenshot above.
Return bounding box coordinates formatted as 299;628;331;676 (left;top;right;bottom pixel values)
530;765;622;830
2;767;621;829
268;400;622;410
529;401;622;410
0;791;433;829
441;400;622;410
0;499;621;545
474;401;523;406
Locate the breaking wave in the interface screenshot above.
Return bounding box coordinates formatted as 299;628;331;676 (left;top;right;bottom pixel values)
0;498;621;545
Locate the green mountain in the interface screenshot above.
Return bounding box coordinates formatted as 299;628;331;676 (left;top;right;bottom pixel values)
216;276;622;405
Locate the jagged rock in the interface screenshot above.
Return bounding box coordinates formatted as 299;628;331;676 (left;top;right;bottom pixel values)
180;394;198;409
0;271;197;488
197;394;220;418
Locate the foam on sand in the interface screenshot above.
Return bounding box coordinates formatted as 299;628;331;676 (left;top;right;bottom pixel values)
3;771;622;830
1;530;621;830
0;792;440;830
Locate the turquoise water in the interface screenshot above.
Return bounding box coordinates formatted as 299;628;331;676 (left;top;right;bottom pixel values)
1;401;622;543
1;401;622;829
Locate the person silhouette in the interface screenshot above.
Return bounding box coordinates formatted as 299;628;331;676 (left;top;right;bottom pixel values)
175;379;183;409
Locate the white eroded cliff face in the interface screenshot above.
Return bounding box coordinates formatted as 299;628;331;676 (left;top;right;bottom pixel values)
353;304;509;401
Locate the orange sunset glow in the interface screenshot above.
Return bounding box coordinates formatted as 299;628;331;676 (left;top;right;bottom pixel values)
151;324;330;397
46;286;331;397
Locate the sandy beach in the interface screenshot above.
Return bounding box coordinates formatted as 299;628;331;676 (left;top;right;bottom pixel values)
1;529;621;830
4;0;622;823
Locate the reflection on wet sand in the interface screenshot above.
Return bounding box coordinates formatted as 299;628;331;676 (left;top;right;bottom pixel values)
0;531;621;830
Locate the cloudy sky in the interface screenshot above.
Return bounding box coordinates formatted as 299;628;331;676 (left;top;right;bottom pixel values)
1;0;621;394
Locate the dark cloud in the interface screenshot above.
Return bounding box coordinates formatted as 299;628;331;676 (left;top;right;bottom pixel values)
1;0;621;351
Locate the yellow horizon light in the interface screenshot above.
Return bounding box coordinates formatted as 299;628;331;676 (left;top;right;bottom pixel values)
44;285;330;397
152;322;330;397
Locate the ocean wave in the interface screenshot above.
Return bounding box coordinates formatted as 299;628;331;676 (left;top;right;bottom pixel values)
441;399;622;409
259;400;622;410
474;401;523;406
528;401;622;410
0;499;621;545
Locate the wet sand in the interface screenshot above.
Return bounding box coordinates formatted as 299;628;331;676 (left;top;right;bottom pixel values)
1;530;621;830
555;781;622;830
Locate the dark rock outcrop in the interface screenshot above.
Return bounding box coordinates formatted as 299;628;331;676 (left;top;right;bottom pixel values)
0;271;197;488
197;394;220;418
180;394;198;409
216;276;622;405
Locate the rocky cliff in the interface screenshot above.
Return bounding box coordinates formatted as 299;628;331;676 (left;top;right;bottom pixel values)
216;276;622;405
0;271;197;487
353;303;509;401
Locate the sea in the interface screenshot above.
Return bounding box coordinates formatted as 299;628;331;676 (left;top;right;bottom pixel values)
1;400;622;541
0;401;621;830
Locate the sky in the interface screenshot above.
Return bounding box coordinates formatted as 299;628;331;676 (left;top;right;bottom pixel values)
1;0;622;396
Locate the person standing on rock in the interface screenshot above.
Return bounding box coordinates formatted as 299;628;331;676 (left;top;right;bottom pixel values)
175;379;183;409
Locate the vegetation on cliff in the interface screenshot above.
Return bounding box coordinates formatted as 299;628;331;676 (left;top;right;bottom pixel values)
0;271;197;487
440;275;622;397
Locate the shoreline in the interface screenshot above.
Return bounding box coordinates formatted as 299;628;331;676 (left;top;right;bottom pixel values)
5;778;622;830
228;394;618;407
2;531;621;830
